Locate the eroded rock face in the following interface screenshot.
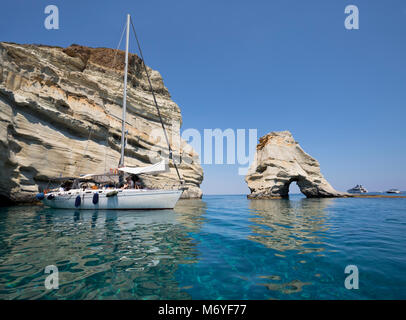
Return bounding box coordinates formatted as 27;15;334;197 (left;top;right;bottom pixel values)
245;131;344;199
0;42;203;203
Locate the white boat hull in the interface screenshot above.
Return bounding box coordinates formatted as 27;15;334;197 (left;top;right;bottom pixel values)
42;189;183;210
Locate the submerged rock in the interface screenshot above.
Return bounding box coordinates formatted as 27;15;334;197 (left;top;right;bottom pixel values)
245;131;344;199
0;42;203;203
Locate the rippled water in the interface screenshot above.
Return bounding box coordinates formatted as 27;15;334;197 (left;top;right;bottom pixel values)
0;195;405;299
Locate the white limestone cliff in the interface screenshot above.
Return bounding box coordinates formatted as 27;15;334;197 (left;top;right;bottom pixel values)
245;131;345;199
0;42;203;203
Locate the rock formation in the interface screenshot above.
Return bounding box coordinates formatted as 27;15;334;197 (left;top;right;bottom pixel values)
245;131;344;199
0;42;203;203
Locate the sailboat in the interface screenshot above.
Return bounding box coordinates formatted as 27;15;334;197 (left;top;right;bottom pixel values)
36;14;184;210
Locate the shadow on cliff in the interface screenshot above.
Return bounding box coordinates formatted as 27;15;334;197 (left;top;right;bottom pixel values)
0;195;14;207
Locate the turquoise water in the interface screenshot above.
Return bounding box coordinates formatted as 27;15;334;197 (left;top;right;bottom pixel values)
0;194;405;299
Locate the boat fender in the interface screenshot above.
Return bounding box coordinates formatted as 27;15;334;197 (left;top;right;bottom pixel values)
47;194;55;200
106;190;118;197
36;193;45;200
75;195;81;207
92;193;99;204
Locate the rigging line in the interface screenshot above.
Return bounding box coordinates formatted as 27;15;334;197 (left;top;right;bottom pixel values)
76;122;95;176
103;21;127;172
129;17;183;183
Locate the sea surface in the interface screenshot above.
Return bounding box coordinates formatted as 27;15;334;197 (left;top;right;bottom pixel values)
0;194;405;300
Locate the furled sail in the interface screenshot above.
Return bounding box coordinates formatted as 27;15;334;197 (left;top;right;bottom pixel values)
118;160;169;175
79;160;169;179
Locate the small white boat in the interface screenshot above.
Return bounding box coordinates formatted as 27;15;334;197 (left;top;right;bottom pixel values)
37;14;185;210
386;188;400;194
347;184;368;193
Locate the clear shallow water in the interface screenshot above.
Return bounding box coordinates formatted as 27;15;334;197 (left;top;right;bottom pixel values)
0;194;405;300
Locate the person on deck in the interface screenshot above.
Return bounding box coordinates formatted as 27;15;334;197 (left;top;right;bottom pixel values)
123;176;134;189
72;179;79;190
134;175;142;189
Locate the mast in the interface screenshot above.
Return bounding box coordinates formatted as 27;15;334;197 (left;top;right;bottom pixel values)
119;14;130;167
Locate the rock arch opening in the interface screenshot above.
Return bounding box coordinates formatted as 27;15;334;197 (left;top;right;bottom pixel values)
287;180;300;197
280;177;308;198
278;176;336;199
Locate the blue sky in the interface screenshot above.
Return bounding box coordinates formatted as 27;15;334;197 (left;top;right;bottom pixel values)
1;0;406;194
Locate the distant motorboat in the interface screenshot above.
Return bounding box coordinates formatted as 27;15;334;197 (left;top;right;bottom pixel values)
347;184;368;193
386;189;400;194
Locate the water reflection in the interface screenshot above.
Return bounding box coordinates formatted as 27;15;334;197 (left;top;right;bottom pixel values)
0;200;207;299
174;199;207;230
249;198;333;254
